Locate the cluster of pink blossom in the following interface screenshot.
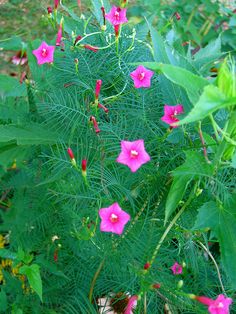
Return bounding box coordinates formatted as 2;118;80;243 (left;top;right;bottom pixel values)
32;3;233;313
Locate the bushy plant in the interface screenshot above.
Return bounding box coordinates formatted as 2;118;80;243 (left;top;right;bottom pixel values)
0;1;235;313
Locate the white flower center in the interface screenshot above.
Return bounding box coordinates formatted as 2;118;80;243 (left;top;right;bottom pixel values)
217;302;224;308
41;48;48;57
139;72;145;80
130;150;138;158
110;213;119;223
115;11;120;20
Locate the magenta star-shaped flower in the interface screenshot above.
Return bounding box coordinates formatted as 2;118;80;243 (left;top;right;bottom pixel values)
195;294;233;314
105;5;128;26
130;65;154;88
161;104;184;128
99;203;130;235
116;139;151;173
124;295;138;314
32;41;55;65
170;262;183;275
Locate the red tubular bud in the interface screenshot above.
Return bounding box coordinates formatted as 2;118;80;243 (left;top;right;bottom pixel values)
54;0;59;9
20;71;27;84
47;6;53;14
84;44;98;52
144;262;150;270
74;35;83;45
98;103;108;113
56;24;63;46
153;283;161;289
114;24;120;38
101;6;106;25
54;250;58;262
82;159;87;172
90;116;101;134
78;0;82;10
95;80;102;99
174;12;181;20
67;148;74;159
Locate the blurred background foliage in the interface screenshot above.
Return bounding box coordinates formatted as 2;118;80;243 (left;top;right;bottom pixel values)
1;0;235;74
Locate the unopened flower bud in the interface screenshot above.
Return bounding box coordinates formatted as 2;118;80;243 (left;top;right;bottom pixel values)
54;250;58;262
82;159;87;176
101;25;107;31
67;148;77;166
84;44;98;52
90;116;101;134
56;18;63;47
47;6;53;14
98;103;108;113
144;262;150;270
153;283;161;289
54;0;59;9
95;79;102;99
114;24;120;38
74;35;83;45
177;280;184;289
174;12;181;20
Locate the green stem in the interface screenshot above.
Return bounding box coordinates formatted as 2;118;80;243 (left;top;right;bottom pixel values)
209;114;220;142
88;258;105;303
149;187;195;267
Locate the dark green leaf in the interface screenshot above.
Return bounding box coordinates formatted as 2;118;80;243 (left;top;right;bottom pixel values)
177;85;236;125
19;264;43;301
141;62;209;104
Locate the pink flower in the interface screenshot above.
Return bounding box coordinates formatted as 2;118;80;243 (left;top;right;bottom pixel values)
116;139;151;172
130;65;154;88
161;104;184;128
105;6;128;26
170;262;183;275
32;41;55;65
11;51;27;66
99;203;130;235
124;295;138;314
195;294;233;314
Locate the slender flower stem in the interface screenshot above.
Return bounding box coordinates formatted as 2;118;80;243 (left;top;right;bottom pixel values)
209;114;221;142
149;187;196;267
89;258;105;302
198;241;226;294
198;122;211;163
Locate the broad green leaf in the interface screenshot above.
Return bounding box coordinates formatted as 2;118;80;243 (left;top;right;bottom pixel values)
19;264;43;301
0;248;17;260
0;74;27;99
177;85;236;125
193;36;221;73
0;143;30;169
142;62;209;104
172;151;214;178
0;124;60;145
217;59;236;98
165;152;214;222
0;290;7;312
165;175;191;223
193;198;236;289
193;201;218;230
17;248;33;264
